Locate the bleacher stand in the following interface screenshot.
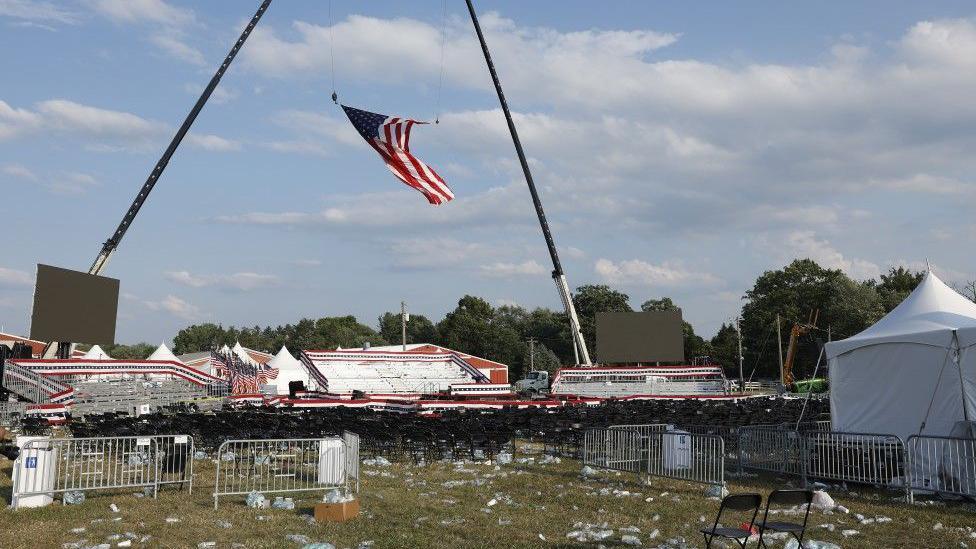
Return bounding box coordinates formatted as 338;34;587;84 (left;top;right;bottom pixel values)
301;350;487;397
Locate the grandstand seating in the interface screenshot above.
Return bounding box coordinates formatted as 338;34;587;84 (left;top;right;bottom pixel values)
301;350;482;395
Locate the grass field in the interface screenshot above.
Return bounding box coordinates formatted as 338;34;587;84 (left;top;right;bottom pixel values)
1;445;974;548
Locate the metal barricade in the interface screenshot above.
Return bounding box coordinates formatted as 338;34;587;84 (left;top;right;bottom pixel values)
646;431;724;487
805;431;906;491
738;426;804;475
0;401;27;426
610;423;669;441
682;424;740;465
582;428;643;474
906;435;976;500
342;430;360;492
13;436;160;503
155;435;195;493
213;436;357;509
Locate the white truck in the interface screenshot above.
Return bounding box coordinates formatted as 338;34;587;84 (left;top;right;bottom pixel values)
514;370;550;396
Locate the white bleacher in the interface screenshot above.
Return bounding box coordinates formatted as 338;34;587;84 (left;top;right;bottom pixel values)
302;351;480;395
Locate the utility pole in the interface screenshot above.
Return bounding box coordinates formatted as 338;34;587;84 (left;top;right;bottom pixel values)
400;301;408;352
776;314;784;386
736;317;744;392
527;337;536;371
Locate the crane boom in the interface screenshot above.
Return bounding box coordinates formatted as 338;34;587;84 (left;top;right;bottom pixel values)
43;0;273;359
466;0;591;365
88;0;273;276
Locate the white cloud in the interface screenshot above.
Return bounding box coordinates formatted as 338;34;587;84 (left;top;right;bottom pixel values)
186;133;242;152
479;260;546;278
36;99;164;137
183;83;236;104
291;259;322;267
0;0;79;24
150;32;205;66
0;99;42;139
562;246;586;260
782;231;881;280
264;140;331;157
243;14;677;98
2;163;37;180
165;270;280;291
48;171;98;194
144;294;200;320
85;0;193;26
217;181;533;230
0;266;32;286
595;258;721;287
388;238;488;270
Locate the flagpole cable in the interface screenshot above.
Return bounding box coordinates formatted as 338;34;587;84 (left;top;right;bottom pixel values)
435;0;447;123
329;0;338;103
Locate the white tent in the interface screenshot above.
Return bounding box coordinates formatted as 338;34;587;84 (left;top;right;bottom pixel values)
266;345;309;395
82;345;111;360
148;343;182;363
232;341;258;366
826;271;976;441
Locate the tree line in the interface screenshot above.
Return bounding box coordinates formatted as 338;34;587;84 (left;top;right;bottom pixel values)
111;259;972;382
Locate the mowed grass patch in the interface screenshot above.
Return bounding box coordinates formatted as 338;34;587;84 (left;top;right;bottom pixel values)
1;451;974;548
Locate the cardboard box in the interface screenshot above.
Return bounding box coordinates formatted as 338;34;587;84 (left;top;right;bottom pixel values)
314;499;360;522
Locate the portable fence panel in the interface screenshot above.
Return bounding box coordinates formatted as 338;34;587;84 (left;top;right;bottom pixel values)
13;436;159;503
0;401;28;426
610;424;669;441
582;428;643;474
738;427;804;475
213;437;351;509
907;435;976;499
646;431;724;487
805;432;905;489
681;425;740;466
155;435;194;493
342;431;360;493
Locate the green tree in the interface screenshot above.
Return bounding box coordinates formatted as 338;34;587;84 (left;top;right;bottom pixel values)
436;295;496;358
740;259;884;379
709;323;740;376
378;312;438;346
875;266;924;312
172;323;230;354
101;342;155;360
572;284;633;355
523;342;561;379
640;297;711;362
523;307;573;365
314;316;387;349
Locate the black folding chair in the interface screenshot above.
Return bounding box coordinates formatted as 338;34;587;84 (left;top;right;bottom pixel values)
700;493;762;548
757;489;813;548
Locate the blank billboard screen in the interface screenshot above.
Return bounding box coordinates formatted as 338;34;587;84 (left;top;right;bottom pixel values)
596;311;684;363
30;264;119;345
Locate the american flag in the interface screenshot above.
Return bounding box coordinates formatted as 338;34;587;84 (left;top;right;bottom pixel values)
341;104;454;205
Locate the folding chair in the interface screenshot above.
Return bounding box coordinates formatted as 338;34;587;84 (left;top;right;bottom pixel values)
757;489;814;548
700;493;763;548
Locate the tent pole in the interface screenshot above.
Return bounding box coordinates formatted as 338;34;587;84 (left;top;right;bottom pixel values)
953;331;970;422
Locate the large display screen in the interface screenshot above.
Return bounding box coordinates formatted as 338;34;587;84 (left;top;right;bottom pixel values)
29;264;119;345
596;311;684;363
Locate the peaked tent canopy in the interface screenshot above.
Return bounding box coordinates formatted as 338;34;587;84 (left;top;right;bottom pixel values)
232;341;258;366
83;344;111;360
266;345;309;395
825;271;976;442
148;342;181;363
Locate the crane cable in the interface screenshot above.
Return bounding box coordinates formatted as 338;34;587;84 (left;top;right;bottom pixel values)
434;0;447;123
329;0;338;104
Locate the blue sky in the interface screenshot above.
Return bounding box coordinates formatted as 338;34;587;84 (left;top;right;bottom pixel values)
2;0;975;345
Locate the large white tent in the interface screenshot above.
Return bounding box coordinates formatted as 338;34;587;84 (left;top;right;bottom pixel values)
826;271;976;442
82;345;111;360
148;342;182;363
266;345;309;396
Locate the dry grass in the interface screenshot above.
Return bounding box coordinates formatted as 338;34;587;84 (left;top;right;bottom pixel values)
1;446;973;549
